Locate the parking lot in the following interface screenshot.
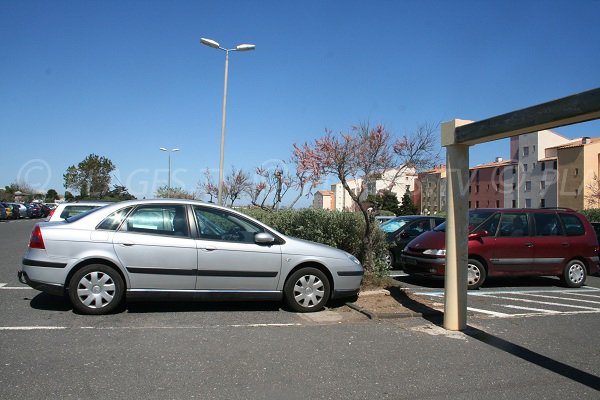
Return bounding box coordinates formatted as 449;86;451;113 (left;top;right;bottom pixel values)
1;218;599;399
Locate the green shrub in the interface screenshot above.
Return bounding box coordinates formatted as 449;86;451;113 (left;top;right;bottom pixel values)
580;208;600;222
241;208;389;275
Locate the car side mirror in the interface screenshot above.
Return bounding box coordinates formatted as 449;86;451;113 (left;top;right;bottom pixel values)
255;232;275;245
468;230;488;240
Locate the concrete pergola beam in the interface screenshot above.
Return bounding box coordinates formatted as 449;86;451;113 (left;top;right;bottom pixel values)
442;87;600;331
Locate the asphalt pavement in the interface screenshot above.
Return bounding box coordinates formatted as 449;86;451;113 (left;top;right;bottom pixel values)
1;219;599;399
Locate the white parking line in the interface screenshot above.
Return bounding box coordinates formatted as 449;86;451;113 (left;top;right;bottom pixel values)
499;305;562;314
0;326;67;331
1;323;304;331
518;293;600;305
466;307;513;317
475;294;600;311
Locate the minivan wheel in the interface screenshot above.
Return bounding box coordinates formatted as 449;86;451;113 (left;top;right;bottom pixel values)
284;267;330;313
562;260;587;288
68;264;124;315
467;259;486;290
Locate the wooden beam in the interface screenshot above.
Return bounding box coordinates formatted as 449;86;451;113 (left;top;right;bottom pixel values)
455;88;600;145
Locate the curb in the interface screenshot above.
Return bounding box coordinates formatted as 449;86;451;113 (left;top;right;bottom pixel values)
344;302;442;320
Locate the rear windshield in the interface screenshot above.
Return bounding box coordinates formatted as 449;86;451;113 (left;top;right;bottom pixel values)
434;210;495;232
380;218;411;233
64;206;105;222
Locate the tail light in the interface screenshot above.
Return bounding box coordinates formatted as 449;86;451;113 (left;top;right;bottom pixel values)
47;208;55;218
29;225;45;249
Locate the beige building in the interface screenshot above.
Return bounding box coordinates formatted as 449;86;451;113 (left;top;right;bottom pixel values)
315;167;416;211
553;137;600;209
312;190;335;210
419;165;446;215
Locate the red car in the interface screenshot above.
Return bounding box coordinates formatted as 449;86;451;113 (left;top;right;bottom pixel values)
401;208;599;289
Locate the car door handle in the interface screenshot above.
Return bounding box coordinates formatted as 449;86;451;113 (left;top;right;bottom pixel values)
525;243;534;248
199;246;217;252
561;242;570;247
120;241;135;247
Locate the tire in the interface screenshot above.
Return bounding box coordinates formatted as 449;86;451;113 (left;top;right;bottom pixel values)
562;259;587;288
467;259;486;290
384;251;395;269
68;264;124;315
284;267;330;313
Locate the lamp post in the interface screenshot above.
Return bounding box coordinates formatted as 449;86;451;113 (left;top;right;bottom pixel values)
200;37;255;206
159;147;180;197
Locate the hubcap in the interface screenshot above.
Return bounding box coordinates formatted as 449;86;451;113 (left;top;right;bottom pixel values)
467;264;481;286
569;264;585;284
293;274;325;308
77;271;116;309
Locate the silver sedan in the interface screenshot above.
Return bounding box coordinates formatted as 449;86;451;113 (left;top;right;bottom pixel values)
19;199;363;315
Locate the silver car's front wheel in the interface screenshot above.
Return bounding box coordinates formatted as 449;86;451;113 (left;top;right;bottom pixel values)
68;264;124;315
284;267;330;313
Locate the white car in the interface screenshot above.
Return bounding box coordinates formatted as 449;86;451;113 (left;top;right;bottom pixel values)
46;201;110;222
19;199;364;315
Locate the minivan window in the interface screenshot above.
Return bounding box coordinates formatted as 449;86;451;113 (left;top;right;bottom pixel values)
533;213;563;236
559;213;585;236
434;210;495;232
498;212;529;237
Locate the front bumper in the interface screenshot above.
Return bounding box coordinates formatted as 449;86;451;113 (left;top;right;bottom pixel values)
401;254;446;276
18;270;65;296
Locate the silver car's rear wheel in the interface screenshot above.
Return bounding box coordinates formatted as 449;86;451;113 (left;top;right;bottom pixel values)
68;264;124;315
284;267;330;313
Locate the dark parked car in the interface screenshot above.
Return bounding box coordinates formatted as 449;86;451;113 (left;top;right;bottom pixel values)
3;203;20;219
401;208;599;289
0;204;6;221
26;203;42;218
40;204;53;218
379;215;445;269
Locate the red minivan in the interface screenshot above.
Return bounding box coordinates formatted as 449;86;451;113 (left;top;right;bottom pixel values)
401;208;599;289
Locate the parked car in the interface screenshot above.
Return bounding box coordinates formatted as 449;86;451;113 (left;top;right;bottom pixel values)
380;215;445;269
401;208;599;289
40;204;53;218
5;203;20;219
26;203;42;218
1;203;13;219
375;215;395;224
46;201;109;222
12;203;27;218
19;199;364;315
0;204;6;221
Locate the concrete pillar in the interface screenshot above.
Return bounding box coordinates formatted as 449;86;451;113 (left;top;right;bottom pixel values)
441;120;472;331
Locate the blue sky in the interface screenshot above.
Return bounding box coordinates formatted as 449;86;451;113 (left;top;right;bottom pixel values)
2;0;599;206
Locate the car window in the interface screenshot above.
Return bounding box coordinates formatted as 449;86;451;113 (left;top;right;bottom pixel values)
121;205;189;237
60;205;100;219
380;218;410;233
559;213;585;236
97;207;133;231
434;210;494;232
65;207;104;222
498;212;529;237
194;206;263;243
477;213;501;237
533;213;564;236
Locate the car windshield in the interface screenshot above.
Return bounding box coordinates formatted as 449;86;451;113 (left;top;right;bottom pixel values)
433;210;495;232
380;218;411;233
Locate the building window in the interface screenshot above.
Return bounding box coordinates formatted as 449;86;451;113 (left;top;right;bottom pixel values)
476;185;479;193
533;145;536;152
496;200;500;208
475;201;479;208
540;199;546;207
512;200;516;208
575;188;579;197
512;166;516;174
553;160;557;169
523;164;528;172
525;181;531;191
523;146;529;156
468;201;471;208
574;168;579;177
541;162;546;171
513;183;516;191
525;199;532;208
540;181;546;190
496;168;500;176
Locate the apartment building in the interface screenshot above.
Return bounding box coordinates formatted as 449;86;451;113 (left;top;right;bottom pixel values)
504;130;572;208
317;167;416;211
552;137;600;209
419;165;446;215
468;158;513;209
312;190;335;210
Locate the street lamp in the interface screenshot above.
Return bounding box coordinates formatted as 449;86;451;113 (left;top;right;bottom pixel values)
159;147;180;197
200;37;255;206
